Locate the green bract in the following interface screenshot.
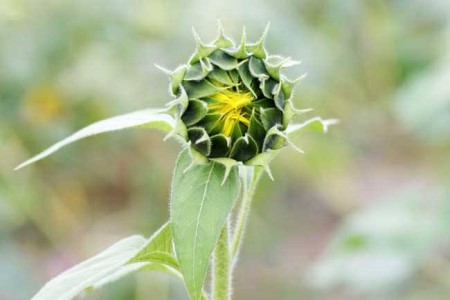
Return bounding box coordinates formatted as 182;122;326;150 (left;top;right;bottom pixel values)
164;25;306;165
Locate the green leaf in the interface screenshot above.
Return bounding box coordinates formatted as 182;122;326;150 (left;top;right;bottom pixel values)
171;149;240;300
16;109;175;170
32;222;179;300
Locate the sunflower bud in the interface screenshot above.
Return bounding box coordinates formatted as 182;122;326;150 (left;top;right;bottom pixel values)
165;24;304;164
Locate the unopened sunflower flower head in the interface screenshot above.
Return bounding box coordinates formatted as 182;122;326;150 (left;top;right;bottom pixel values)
15;23;336;177
161;23;310;176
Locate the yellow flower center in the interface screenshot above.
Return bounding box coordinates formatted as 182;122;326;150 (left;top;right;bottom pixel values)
208;88;254;136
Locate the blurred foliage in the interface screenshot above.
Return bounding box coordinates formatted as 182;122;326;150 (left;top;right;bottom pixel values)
309;188;450;296
0;0;449;299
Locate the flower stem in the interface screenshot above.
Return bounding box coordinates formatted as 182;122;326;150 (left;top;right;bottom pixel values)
212;166;264;300
231;166;264;262
212;222;231;300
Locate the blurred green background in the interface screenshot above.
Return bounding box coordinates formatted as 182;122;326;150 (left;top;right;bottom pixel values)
1;0;449;299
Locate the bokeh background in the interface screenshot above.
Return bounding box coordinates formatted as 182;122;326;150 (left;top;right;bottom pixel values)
1;0;450;299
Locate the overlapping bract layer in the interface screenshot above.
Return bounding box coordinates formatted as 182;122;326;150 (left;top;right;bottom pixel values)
166;25;305;163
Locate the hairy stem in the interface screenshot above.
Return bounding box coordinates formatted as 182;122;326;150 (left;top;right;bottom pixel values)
212;222;231;300
231;166;264;262
211;167;263;300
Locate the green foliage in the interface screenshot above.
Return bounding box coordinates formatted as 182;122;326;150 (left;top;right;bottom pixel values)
170;149;240;300
32;222;179;300
309;191;447;294
394;58;450;144
15;109;176;170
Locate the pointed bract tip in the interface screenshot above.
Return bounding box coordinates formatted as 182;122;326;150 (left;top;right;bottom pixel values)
209;157;239;185
282;57;301;68
221;166;232;186
292;73;308;84
261;22;270;42
287;101;314;115
155;64;171;74
286;139;305;154
163;119;183;141
217;19;224;34
294;108;314;115
241;26;247;44
263;163;275;181
191;27;202;43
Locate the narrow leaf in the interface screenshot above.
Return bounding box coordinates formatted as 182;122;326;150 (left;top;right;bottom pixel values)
32;222;179;300
16;109;175;170
32;237;146;300
171;149;240;300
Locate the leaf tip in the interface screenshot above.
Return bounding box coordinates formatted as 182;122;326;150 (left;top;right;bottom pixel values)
263;163;275;181
14;164;25;171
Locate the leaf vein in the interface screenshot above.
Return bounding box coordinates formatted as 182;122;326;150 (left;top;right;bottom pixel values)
191;162;216;297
